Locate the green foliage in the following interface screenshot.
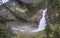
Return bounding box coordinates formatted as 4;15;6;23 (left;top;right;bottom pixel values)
25;3;36;17
48;0;54;5
53;30;60;38
45;24;52;33
53;25;60;38
45;24;52;38
0;23;11;38
47;0;60;24
25;1;44;17
26;3;36;10
51;0;60;9
12;24;60;38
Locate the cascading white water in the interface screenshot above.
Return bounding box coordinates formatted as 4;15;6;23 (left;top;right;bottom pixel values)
31;9;47;32
21;9;47;32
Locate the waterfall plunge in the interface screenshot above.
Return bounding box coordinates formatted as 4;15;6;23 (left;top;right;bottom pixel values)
12;9;47;33
31;9;47;32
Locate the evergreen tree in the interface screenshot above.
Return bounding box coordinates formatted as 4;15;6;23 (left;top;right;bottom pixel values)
45;24;52;38
0;22;12;38
53;25;60;38
53;31;60;38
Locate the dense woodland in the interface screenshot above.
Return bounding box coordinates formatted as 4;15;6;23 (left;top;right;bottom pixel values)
0;0;60;38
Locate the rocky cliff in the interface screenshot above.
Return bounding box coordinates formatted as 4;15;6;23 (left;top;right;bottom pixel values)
0;0;44;28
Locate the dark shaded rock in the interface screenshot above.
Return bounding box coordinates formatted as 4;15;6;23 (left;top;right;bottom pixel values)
0;5;16;21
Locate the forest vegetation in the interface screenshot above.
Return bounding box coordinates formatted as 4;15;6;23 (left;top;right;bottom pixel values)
0;0;60;38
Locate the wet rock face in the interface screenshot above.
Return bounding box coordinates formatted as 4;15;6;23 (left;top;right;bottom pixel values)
0;0;43;27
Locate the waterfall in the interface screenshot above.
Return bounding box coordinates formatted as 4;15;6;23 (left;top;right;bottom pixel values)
0;0;48;33
31;9;47;32
11;0;48;33
12;9;47;33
